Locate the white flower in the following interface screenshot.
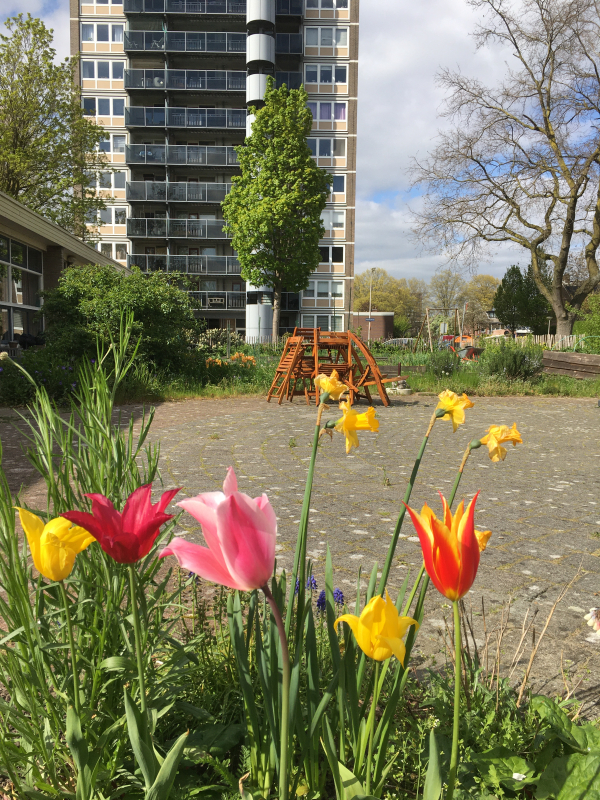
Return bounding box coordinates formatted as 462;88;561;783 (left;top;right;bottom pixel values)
584;608;600;633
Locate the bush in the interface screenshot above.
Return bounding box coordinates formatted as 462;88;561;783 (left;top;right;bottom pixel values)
41;264;202;371
428;348;462;378
479;340;543;380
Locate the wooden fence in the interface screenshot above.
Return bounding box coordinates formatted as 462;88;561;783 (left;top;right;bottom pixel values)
513;334;584;349
542;349;600;379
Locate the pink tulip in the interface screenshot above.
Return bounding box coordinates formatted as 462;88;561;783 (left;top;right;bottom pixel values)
159;467;277;591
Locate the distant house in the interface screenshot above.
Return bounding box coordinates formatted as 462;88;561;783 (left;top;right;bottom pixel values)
0;191;126;343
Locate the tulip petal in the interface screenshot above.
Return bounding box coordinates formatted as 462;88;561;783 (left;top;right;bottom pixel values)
215;493;276;590
404;504;451;599
39;531;75;582
60;526;96;553
455;494;480;599
335;613;374;658
16;507;44;574
159;538;245;590
155;487;181;514
223;467;237;497
376;635;406;665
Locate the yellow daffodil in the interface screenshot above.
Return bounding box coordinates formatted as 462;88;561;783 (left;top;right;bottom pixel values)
334;401;379;453
335;591;418;664
475;529;492;552
436;390;474;432
315;369;348;401
17;508;95;582
479;423;522;462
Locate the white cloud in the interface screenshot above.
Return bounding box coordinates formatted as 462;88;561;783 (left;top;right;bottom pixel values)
1;0;70;62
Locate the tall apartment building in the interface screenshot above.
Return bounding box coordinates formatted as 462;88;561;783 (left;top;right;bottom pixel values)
71;0;358;337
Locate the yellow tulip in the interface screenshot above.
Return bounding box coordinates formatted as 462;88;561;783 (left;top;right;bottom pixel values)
314;369;348;401
334;401;379;453
17;508;95;582
479;423;522;462
436;390;474;432
335;591;418;664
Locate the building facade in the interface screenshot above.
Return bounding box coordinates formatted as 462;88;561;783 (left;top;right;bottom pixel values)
71;0;358;336
0;191;125;344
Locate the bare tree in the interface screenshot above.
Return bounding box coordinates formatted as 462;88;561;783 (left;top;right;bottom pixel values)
411;0;600;335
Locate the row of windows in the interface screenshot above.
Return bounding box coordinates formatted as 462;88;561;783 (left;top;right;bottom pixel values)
307;101;346;121
99;242;128;260
304;279;343;299
307;0;348;6
90;171;127;188
301;314;344;331
83;96;125;116
92;207;128;224
305;64;347;84
80;24;347;48
308;137;345;157
0;236;43;272
81;23;124;42
100;134;126;152
82;60;124;79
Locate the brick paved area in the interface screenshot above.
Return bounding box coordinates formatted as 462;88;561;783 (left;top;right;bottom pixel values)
4;393;600;711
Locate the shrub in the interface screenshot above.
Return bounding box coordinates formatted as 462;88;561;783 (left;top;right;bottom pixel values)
479;340;543;380
428;348;462;378
41;264;202;370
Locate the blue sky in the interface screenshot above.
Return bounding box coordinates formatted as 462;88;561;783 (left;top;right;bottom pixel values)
2;0;523;280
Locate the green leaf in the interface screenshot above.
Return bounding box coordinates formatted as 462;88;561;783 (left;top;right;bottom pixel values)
65;705;92;800
423;730;442;800
338;763;365;800
99;656;136;671
174;701;214;722
536;752;600;799
532;696;600;753
471;745;536;791
123;690;158;790
181;723;246;762
146;732;188;800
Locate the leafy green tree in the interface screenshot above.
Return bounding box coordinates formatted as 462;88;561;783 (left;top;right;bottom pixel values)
41;265;201;369
493;265;552;335
0;14;107;239
222;78;331;338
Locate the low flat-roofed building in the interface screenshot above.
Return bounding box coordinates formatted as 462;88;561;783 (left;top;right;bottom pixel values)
0;191;126;343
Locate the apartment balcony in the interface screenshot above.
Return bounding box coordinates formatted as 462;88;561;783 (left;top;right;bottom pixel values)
275;71;302;89
274;33;303;54
190;290;246;310
125;144;239;166
124;0;246;14
124;69;246;92
125;106;247;128
275;0;303;14
124;31;246;53
126;181;232;202
127;218;230;238
128;254;241;273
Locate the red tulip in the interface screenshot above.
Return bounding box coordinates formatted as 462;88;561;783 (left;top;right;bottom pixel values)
404;492;484;601
61;485;180;564
159;467;277;591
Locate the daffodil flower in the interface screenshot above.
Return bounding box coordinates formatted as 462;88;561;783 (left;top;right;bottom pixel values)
436;390;474;432
334;401;379;453
479;423;522;462
17;508;95;582
335;591;418;664
315;369;348;401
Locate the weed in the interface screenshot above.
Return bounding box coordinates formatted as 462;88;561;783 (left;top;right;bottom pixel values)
382;467;391;487
289;437;297;448
209;433;220;440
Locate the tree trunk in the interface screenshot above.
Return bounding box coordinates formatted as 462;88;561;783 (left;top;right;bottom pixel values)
272;282;282;341
555;315;574;336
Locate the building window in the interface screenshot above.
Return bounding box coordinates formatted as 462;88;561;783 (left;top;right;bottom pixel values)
331;315;343;331
98;207;127;225
317;281;329;298
81;24;123;43
308;138;346;161
331;175;345;194
321;210;345;232
319;245;344;263
114;208;126;224
115;243;127;260
307;102;347;124
83;97;125;116
82;60;125;82
305;64;347;85
114;171;126;189
100;242;112;257
306;0;348;7
305;27;348;53
113;135;126;153
305;281;315;298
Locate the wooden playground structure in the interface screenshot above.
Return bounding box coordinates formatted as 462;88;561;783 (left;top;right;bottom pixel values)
267;328;395;406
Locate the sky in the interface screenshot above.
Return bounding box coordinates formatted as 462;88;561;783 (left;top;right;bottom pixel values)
2;0;525;281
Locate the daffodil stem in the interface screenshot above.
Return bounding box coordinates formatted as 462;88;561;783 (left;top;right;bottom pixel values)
448;444;473;507
365;661;379;796
263;585;290;800
447;600;462;800
285;403;325;637
378;410;437;595
128;564;147;716
59;581;81;718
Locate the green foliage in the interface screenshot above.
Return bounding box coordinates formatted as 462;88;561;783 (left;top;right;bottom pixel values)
493;265;552;334
479;340;544;380
428;348;462;378
222;77;331;337
0;14;107;239
41;264;201;370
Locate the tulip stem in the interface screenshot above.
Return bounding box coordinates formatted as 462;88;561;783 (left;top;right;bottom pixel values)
128;564;147;716
365;661;379;796
447;600;462;800
378;409;438;595
286;402;325;638
59;581;81;718
263;584;290;800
